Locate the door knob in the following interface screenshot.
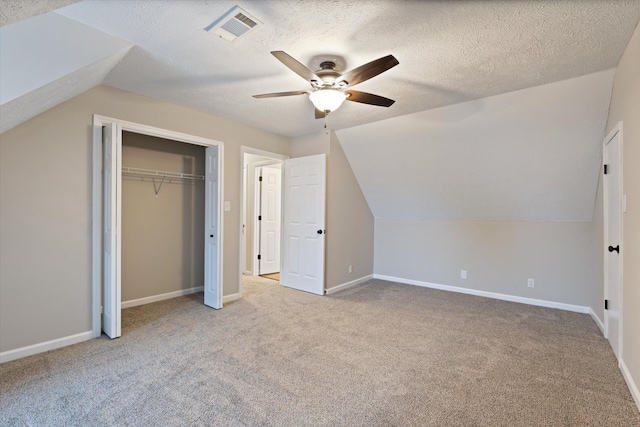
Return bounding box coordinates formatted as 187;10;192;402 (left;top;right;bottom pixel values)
608;245;619;253
317;230;323;234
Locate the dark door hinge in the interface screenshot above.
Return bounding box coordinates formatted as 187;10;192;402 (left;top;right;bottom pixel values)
604;164;608;174
258;215;261;221
257;254;261;260
259;176;263;181
605;299;609;310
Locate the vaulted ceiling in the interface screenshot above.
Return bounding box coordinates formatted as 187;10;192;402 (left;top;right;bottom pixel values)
1;1;639;221
2;0;639;137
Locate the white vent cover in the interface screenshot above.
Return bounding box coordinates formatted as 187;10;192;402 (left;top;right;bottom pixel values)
205;5;262;41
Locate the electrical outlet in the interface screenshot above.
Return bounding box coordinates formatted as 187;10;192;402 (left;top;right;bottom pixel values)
461;270;467;279
348;265;353;274
527;278;535;288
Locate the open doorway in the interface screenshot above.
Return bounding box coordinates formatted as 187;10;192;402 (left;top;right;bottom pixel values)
239;147;328;297
240;147;287;293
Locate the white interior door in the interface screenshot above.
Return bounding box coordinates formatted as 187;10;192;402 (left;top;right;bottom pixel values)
259;165;281;275
604;128;622;360
204;146;222;309
281;154;326;295
102;124;122;338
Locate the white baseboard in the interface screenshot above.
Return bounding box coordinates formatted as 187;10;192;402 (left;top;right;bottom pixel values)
121;286;204;309
589;308;605;334
0;331;93;364
620;358;640;412
373;274;590;314
223;293;242;304
325;274;374;295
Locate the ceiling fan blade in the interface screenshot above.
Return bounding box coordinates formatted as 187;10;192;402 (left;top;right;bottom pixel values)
346;90;395;107
271;51;322;83
315;108;326;120
253;90;308;98
336;55;399;87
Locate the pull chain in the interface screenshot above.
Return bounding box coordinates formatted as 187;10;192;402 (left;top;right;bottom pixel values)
324;111;329;134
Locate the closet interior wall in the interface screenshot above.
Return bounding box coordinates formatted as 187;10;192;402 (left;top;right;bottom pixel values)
121;131;206;303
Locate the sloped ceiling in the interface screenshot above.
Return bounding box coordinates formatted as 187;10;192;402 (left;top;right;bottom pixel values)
49;0;639;137
0;12;132;133
336;69;615;221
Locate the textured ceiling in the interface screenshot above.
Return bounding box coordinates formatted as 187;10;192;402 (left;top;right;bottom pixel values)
336;69;616;221
44;0;640;137
0;0;81;26
1;1;638;222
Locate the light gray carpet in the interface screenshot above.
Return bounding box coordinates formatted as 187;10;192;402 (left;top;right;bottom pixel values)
1;277;639;426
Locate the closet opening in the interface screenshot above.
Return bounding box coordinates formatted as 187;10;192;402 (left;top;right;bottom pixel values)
121;132;205;310
92;116;223;339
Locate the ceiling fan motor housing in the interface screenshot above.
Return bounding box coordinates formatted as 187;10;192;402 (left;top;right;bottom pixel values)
314;61;343;88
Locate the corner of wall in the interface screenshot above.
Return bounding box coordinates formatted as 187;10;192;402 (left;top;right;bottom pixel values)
324;131;375;290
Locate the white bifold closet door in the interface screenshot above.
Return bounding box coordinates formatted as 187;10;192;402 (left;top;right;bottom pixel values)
204;146;222;309
102;123;121;339
280;154;326;295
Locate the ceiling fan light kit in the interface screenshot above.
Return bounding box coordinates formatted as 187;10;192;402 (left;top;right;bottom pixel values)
309;89;347;113
253;51;399;118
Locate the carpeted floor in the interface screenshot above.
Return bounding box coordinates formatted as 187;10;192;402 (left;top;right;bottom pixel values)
1;277;639;426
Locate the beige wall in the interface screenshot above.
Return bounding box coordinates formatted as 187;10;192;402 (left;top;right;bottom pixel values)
375;219;595;307
0;85;289;353
290;131;330;157
326;132;374;289
605;21;640;405
121;132;205;301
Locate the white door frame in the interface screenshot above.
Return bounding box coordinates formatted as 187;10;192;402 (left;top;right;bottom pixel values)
92;115;225;338
603;121;623;361
239;146;288;294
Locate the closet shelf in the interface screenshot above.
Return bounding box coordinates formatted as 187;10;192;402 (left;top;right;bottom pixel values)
122;167;204;181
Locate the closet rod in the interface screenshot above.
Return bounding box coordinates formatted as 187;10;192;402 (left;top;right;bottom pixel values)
122;167;204;181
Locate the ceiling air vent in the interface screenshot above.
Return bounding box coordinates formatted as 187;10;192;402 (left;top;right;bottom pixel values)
205;5;262;41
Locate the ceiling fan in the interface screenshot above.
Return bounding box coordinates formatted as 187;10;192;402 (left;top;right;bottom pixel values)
253;51;399;118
